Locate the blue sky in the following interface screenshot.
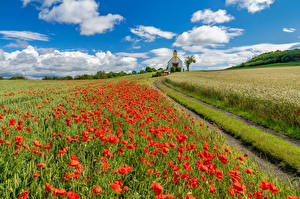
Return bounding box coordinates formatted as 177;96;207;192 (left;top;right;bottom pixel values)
0;0;300;78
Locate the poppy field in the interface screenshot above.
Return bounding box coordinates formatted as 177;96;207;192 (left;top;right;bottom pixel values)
0;78;299;198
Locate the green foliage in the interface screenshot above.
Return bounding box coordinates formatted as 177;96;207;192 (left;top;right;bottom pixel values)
170;66;176;73
145;66;156;72
145;66;157;73
0;76;3;80
152;71;162;77
185;55;196;71
42;76;52;80
63;75;73;80
74;74;94;80
94;71;106;79
171;66;182;73
131;70;137;74
9;76;26;80
232;48;300;68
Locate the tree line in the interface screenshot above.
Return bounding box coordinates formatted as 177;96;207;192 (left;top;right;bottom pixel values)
0;66;161;80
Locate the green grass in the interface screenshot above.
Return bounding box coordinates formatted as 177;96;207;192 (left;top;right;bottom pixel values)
156;79;300;174
229;62;300;70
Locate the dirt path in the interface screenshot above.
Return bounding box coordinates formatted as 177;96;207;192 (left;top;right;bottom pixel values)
160;79;300;148
153;79;299;184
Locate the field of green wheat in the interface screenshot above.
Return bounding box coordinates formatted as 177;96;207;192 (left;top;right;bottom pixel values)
164;66;300;139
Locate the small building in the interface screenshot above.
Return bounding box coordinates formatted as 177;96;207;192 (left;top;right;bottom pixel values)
167;50;183;73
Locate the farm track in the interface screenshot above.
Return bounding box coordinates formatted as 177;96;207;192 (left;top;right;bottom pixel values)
160;79;300;148
153;79;298;184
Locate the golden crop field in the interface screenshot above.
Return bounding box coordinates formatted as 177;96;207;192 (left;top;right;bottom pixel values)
165;66;300;139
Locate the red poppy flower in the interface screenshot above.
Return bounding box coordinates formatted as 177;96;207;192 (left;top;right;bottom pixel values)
92;186;102;195
110;180;123;194
186;195;198;199
37;163;46;167
287;196;298;199
67;191;80;199
152;182;163;195
209;185;216;194
18;190;29;199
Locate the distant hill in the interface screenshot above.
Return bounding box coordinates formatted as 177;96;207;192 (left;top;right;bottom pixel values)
230;48;300;69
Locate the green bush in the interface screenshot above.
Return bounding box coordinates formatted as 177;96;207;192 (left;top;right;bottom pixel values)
152;71;162;77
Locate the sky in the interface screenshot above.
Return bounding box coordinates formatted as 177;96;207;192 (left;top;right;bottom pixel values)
0;0;300;79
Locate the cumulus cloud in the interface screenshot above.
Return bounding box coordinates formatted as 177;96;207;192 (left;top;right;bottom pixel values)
142;48;185;69
226;0;275;13
188;42;300;70
124;35;135;42
0;46;139;79
173;25;243;49
24;0;124;35
191;9;234;24
130;25;176;42
283;28;296;33
0;31;49;41
141;43;300;71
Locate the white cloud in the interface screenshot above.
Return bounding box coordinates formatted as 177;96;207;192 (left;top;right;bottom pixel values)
22;0;61;7
0;45;139;79
191;9;234;24
173;25;243;48
283;28;296;33
0;31;49;41
142;43;300;71
116;52;148;58
226;0;275;13
142;48;185;69
132;45;141;49
187;42;300;70
5;40;29;48
79;14;123;35
130;25;176;42
25;0;124;35
124;35;134;42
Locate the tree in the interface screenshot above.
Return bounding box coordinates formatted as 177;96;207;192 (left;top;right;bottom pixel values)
131;70;137;75
185;56;196;71
94;71;106;79
9;76;26;80
63;76;73;80
42;76;52;80
145;66;152;72
0;76;3;80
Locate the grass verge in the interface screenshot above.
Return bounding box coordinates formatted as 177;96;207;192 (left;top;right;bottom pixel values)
156;79;300;174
